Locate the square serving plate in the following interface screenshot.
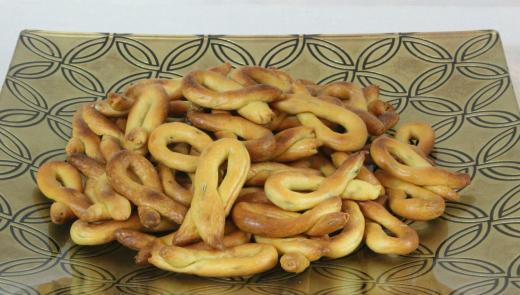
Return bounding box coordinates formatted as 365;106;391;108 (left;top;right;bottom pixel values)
0;29;519;295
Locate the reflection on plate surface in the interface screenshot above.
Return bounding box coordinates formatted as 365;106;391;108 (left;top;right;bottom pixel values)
0;30;519;294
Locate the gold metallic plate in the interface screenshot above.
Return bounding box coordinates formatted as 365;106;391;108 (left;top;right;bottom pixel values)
0;30;519;294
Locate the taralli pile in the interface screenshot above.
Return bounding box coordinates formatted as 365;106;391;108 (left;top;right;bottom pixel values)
36;63;471;277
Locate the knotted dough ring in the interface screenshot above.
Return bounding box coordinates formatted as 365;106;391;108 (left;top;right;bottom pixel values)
149;243;278;277
124;84;169;153
148;122;213;173
271;126;321;162
274;85;367;151
370;136;471;189
107;150;187;227
232;197;347;238
70;213;176;245
358;200;419;255
173;138;250;249
265;152;364;211
255;200;365;273
245;162;321;186
182;70;282;124
68;153;132;221
230;66;293;93
37;161;92;223
187;110;276;162
395;122;436;155
65;110;104;163
375;169;445;221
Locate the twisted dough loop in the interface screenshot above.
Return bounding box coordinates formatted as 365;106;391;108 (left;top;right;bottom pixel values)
182;70;282;124
246;162;321;186
230;66;293;93
65;110;104;163
395;122;436;155
124;84;169;153
232;197;347;238
67;154;132;221
370;136;471;189
359;200;419;255
274;85;368;151
174;138;250;249
149;243;278;277
265;152;364;211
148;122;213;173
376;170;445;221
188;111;276;162
272;126;320;162
37;161;91;222
256;200;365;272
107;151;187;227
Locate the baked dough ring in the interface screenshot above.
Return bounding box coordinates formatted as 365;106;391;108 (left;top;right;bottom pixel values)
319;82;367;110
68;153;132;221
265;153;364;211
157;163;193;206
375;170;445;221
395;122;436;155
116;222;245;265
148;122;213;173
149;243;278;277
246;162;321;186
124;84;169;153
358;200;419;255
107;150;187;227
232;197;346;238
272;126;320;162
370;136;470;189
182;70;282;124
274;86;367;151
230;66;293;93
255;200;365;272
65;111;104;163
188;111;276;162
37;161;92;222
173;138;250;249
71;214;176;245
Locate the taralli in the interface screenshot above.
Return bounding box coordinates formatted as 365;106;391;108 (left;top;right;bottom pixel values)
182;70;282;124
265;153;364;211
245;162;321;186
255;200;365;273
148;122;213;172
37;161;92;222
188;111;276;162
274;83;368;151
271;126;321;162
157;164;193;206
70;214;176;246
174;138;250;249
375;170;445;220
107;151;187;227
358;201;419;255
371;136;471;189
65;110;104;163
149;243;278;277
116;222;243;265
124;84;169;153
68;153;132;221
230;66;293;93
395;122;436;155
232;197;346;238
36;64;472;278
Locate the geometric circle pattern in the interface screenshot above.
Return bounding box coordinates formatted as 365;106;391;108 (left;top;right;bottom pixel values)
0;29;518;294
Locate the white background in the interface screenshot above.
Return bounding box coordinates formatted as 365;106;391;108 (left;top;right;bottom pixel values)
0;0;518;103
